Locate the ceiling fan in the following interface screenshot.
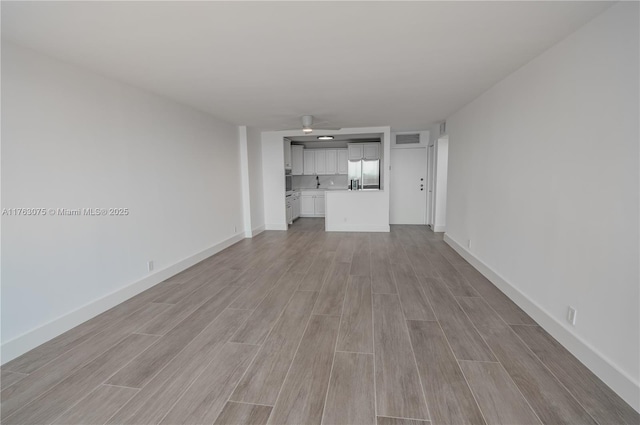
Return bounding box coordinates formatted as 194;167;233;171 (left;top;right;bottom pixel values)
282;115;341;134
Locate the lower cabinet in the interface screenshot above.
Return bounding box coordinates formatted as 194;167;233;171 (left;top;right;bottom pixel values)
286;202;293;224
300;192;325;217
301;195;315;215
292;195;300;220
314;196;325;215
287;194;301;226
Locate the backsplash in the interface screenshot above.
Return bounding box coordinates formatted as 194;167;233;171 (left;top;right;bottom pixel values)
292;175;348;190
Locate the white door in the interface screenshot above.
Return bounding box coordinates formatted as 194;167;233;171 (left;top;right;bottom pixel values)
426;144;436;227
390;147;427;224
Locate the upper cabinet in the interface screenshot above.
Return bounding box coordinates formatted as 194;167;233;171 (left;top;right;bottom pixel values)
348;144;363;160
303;150;315;175
292;145;304;175
314;150;327;175
284;138;292;170
325;150;337;174
337;149;348;174
348;143;380;160
300;147;349;175
363;143;380;159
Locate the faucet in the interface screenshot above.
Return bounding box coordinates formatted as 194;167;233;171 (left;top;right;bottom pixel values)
316;175;320;189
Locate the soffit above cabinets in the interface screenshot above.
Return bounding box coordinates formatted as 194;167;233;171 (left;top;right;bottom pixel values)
293;141;349;149
290;132;382;149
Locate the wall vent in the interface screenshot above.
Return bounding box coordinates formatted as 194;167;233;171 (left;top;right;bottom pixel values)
395;133;420;145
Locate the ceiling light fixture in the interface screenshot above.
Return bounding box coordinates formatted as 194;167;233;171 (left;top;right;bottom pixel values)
302;128;313;134
317;136;334;140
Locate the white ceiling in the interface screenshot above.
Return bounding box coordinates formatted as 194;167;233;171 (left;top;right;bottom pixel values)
2;1;611;131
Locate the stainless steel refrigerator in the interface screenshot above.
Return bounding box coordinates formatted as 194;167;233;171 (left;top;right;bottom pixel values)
348;159;380;190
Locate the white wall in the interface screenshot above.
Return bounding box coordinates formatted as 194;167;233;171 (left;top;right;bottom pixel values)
434;137;448;232
238;126;252;238
445;3;639;408
426;126;448;232
1;41;245;360
246;126;264;235
261;131;288;230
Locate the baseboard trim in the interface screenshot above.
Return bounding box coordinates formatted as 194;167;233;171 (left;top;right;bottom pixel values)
444;233;640;412
433;225;446;232
250;225;265;237
1;232;245;364
325;224;390;232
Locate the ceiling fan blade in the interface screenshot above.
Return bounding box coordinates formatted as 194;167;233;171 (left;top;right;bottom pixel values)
313;126;342;131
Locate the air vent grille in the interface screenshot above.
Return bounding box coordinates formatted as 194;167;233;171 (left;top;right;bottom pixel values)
396;134;420;144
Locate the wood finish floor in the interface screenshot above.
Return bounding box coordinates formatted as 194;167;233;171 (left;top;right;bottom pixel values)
2;218;638;425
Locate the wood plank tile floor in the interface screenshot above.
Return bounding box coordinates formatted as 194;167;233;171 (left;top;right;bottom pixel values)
2;219;638;425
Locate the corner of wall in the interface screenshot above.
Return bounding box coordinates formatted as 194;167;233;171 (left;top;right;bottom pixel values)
238;125;253;237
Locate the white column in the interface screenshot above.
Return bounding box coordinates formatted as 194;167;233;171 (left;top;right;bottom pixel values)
238;125;253;237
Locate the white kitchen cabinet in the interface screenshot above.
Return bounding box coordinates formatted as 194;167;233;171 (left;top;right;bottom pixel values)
292;145;304;175
300;194;315;215
363;143;380;159
284;138;292;170
314;150;326;175
314;195;325;215
302;148;350;175
325;150;337;174
300;191;325;217
292;194;300;219
303;150;315;175
348;143;380;160
348;144;363;160
286;201;293;224
337;149;348;174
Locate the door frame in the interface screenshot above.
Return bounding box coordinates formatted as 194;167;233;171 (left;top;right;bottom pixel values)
426;143;436;228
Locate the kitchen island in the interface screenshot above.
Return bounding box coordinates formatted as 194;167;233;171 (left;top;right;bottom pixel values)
324;189;390;232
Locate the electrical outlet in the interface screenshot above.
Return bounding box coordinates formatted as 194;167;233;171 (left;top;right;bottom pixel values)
147;261;154;272
567;306;577;325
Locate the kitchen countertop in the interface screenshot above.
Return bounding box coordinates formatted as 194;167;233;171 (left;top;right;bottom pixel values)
292;188;382;194
323;188;382;192
295;188;348;191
